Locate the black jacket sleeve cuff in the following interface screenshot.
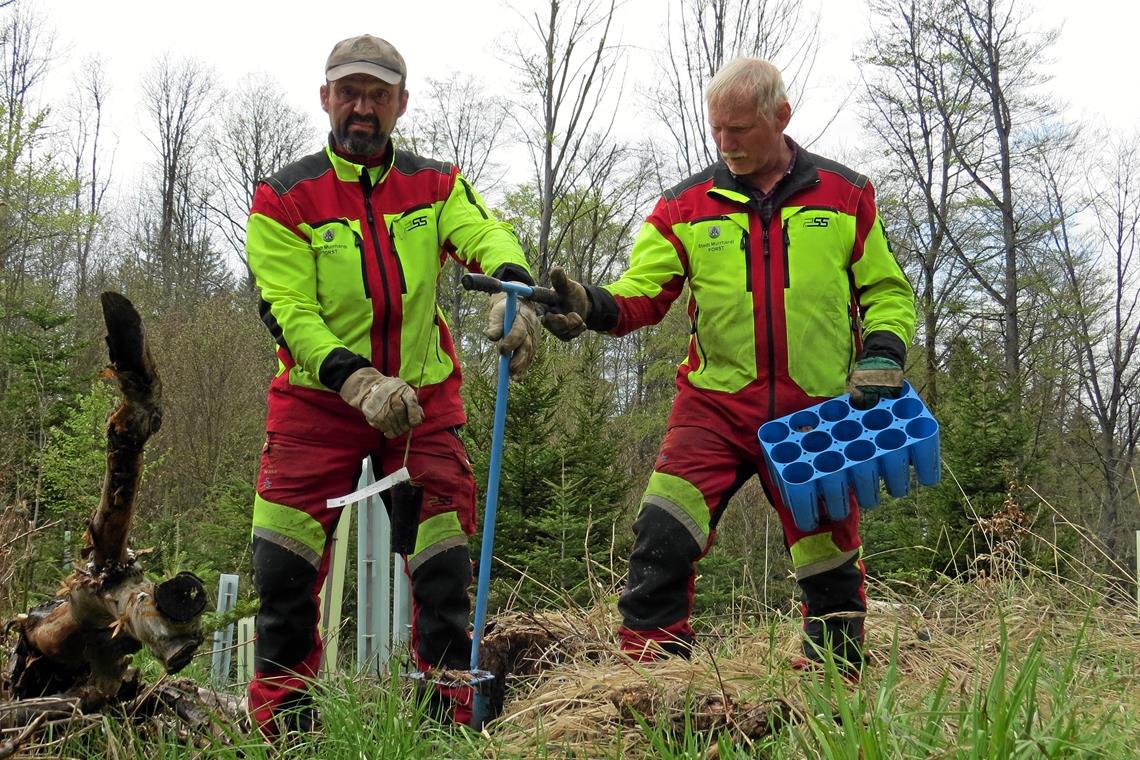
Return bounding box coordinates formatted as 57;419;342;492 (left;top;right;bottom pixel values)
584;285;619;331
319;348;372;392
491;263;534;286
858;330;906;368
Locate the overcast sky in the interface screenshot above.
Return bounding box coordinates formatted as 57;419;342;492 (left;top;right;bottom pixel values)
30;0;1140;194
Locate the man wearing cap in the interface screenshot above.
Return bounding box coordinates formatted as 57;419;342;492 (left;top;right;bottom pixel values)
244;34;540;733
543;58;915;676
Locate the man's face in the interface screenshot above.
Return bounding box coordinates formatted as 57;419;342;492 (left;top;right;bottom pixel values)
708;97;791;178
320;74;409;158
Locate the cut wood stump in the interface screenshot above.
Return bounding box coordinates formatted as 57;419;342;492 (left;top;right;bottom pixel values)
0;293;211;752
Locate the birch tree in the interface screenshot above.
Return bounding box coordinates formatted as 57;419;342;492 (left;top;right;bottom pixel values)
61;56;113;300
139;54;220;300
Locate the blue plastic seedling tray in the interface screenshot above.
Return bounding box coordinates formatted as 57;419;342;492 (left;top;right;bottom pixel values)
757;382;941;532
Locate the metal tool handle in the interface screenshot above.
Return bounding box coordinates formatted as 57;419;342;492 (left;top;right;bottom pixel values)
461;273;559;306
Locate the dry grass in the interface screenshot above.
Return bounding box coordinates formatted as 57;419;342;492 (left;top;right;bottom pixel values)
482;557;1140;758
1;476;1137;758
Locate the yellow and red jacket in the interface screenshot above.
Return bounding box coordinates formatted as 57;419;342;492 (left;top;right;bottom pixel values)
584;143;915;436
247;140;532;435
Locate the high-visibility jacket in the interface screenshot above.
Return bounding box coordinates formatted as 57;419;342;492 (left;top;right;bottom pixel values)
247;140;532;433
585;143;916;433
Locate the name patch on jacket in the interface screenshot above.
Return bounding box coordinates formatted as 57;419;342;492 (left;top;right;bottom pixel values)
309;218;362;256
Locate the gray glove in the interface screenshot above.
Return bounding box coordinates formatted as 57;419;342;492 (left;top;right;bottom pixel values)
846;357;904;410
339;367;424;438
542;266;589;341
484;292;541;378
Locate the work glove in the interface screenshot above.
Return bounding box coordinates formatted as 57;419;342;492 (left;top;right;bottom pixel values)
542;266;590;341
484;292;541;378
846;356;904;410
339;367;424;438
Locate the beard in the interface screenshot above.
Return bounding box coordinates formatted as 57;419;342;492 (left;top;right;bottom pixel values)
336;115;389;157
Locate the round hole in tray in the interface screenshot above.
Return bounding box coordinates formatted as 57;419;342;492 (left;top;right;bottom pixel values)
802;430;832;453
815;450;844;473
832;419;863;442
906;416;938;440
891;397;923;420
875;428;906;451
845;439;875;461
784;461;813;484
788;410;820;432
819;399;849;422
759;421;790;445
771;441;802;464
863;408;892;431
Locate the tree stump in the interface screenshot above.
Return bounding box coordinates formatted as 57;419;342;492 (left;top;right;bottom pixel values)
1;292;209;749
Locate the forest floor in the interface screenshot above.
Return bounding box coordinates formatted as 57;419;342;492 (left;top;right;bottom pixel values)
3;561;1138;758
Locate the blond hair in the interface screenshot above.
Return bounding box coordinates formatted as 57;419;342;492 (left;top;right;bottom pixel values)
706;58;788;118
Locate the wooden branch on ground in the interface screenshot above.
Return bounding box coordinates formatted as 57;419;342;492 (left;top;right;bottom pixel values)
0;712;48;759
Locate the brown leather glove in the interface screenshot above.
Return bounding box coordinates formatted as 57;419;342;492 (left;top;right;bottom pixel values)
483;293;541;378
339;367;424;438
542;266;589;341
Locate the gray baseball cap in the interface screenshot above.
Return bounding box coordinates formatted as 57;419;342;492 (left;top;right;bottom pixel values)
325;34;406;84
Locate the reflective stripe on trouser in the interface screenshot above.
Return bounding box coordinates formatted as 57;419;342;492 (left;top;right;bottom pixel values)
247;424;477;733
617;424;865;663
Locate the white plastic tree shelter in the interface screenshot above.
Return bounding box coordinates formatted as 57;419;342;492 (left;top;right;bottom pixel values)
317;459;412;675
210;573;239;686
215;459;413;689
235;615;255;685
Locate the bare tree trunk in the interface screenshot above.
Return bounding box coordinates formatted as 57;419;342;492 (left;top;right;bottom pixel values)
510;0;623;281
934;0;1057;401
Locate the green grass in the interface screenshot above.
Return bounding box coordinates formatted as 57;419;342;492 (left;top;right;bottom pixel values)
7;575;1139;759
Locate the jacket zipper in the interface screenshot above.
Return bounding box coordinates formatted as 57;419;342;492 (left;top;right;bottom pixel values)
359;170;393;375
357;233;370;298
434;313;444;363
691;307;709;375
741;231;752;292
781;220;791;289
386;219;409;294
760;213;776;420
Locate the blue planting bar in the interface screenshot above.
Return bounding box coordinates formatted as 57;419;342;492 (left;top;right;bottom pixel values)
757;382;941;532
465;275;543;729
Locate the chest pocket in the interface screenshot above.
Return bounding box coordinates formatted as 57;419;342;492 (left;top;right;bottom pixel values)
686;214;750;293
310;218;367;301
683;213;756;393
385;204;441;298
782;207;849;284
780;205;856;396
